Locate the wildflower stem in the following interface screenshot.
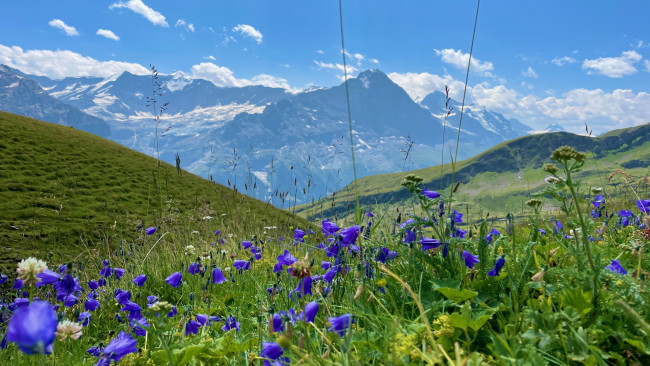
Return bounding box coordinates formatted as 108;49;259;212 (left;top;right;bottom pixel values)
564;163;599;310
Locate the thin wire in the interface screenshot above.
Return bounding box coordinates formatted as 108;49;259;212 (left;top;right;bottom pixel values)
338;0;361;223
449;0;481;198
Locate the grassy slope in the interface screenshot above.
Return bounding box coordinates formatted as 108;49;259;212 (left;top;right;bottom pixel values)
0;111;307;268
297;124;650;220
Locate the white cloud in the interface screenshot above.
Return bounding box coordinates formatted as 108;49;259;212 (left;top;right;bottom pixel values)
189;62;297;92
175;19;194;32
644;59;650;72
387;72;466;101
522;66;538;78
96;29;120;41
389;69;650;133
204;55;216;61
434;48;494;77
316;50;324;54
232;24;262;44
109;0;168;27
48;19;79;36
551;56;577;66
0;44;148;79
313;60;358;81
369;58;379;64
582;50;642;78
352;53;364;61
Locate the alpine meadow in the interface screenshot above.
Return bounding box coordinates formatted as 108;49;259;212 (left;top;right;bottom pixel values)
1;1;649;365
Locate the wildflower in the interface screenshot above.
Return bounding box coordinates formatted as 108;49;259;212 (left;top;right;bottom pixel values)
526;199;542;208
13;279;24;289
305;301;318;323
398;218;414;229
132;274;146;287
260;342;285;365
79;312;91;326
420;237;441;252
592;195;605;208
462;251;480;269
340;226;359;246
619;210;633;226
221;316;240;332
146;227;156;235
321;261;331;270
168;306;177;317
422;189;440;199
551;146;586;163
0;273;7;285
552;220;563;234
85;299;100;312
131;317;149;337
293;229;305;243
95;331;137;364
452;228;467;238
6;301;58;354
35;269;60;287
194;314;211;326
543;163;558;174
403;228;416;244
321;219;340;236
442;242;449;258
451;210;463;224
16;257;48;285
116;291;132;306
188;262;201;275
88;280;99;290
605;260;627;275
290;258;312;279
271;313;284;332
366;211;374;217
637;199;650;214
241;241;252;250
185;319;201;335
165;272;182;287
212;267;227;284
328;314;353;337
488;257;506;277
277;250;297;266
113;268;125;280
294;277;313;299
539;229;546;236
55;320;83;341
590;209;602;218
233;260;250;271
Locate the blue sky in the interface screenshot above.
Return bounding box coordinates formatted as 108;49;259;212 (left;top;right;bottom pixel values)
2;0;650;133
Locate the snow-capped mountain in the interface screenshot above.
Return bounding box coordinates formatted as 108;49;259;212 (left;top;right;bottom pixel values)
0;65;110;138
8;66;532;205
419;91;530;145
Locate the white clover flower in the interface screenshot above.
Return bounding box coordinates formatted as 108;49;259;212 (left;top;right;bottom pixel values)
16;257;48;285
185;245;196;256
56;320;83;341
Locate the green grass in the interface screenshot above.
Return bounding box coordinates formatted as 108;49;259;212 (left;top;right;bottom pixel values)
296;124;650;221
0;112;649;365
0;111;308;268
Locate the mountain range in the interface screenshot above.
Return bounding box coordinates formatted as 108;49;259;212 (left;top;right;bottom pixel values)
0;64;534;205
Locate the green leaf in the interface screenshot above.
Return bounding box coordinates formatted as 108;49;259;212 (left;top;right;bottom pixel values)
449;303;472;331
624;339;648;354
448;303;494;332
436;287;478;303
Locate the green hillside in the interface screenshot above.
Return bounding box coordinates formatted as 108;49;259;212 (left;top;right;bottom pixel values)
297;123;650;220
0;111;306;267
